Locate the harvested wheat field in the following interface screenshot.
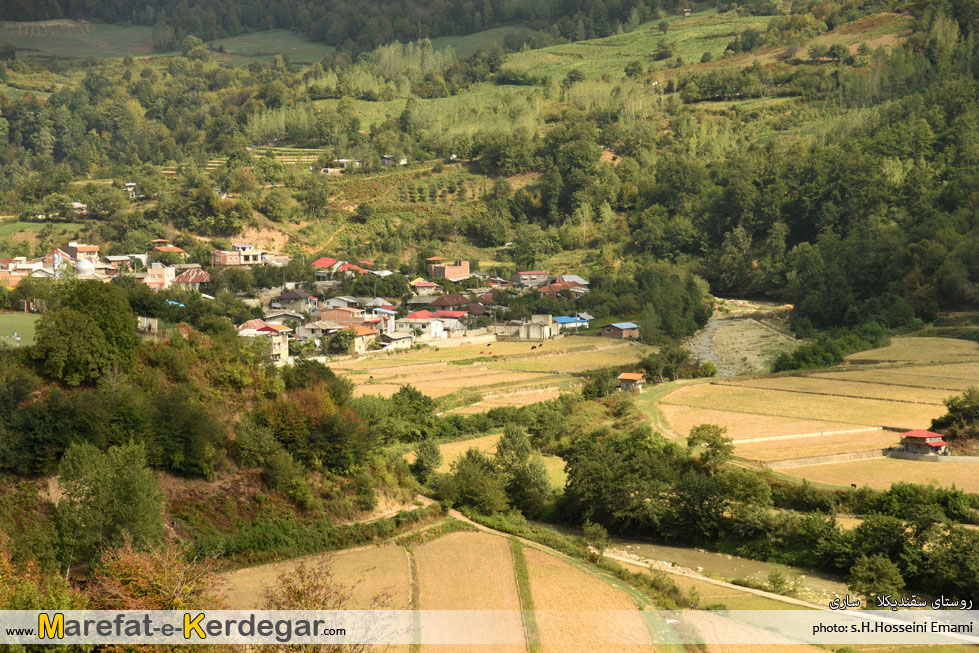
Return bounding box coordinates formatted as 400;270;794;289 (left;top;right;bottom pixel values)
523;547;650;652
221;545;411;609
403;433;500;471
659;403;860;441
809;369;977;392
782;457;979;492
451;387;566;413
662;384;943;430
336;336;649;411
413;531;524;651
845;337;979;362
676;574;806;610
727;376;951;406
734;429;900;462
882;361;979;381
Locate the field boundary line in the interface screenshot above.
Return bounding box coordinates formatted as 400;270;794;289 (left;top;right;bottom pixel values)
405;547;421;653
759;449;887;469
658;400;892;429
736;427;883;444
801;373;971;392
509;538;541;653
709;381;945;406
603;552;826;611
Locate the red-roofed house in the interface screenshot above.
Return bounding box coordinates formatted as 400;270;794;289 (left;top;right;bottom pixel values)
405;310;435;320
617;372;645;392
337;263;368;275
537;280;588;299
433;310;467;319
173;267;211;291
238;319;290;362
431;293;470;308
153;245;187;260
899;430;949;455
351;325;378;354
312;257;338;269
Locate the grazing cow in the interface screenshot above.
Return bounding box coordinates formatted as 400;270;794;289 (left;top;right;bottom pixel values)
850;483;857;488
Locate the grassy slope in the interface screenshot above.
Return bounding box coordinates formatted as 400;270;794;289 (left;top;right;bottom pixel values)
0;21;160;58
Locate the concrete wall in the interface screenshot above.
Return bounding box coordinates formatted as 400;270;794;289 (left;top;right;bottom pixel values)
887;451;979;463
762;449;887;470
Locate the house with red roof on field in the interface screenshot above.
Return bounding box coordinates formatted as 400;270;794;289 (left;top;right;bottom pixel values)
617;372;645;393
899;430;949;455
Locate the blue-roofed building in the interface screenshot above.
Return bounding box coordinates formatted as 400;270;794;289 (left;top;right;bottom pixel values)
602;321;639;339
552;315;590;331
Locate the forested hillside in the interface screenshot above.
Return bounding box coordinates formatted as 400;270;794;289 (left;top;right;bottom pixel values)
1;0;977;332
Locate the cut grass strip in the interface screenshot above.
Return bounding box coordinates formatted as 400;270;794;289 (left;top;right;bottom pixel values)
509;537;541;653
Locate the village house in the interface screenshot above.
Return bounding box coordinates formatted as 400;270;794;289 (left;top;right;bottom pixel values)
296;319;342;341
264;309;306;326
381;154;408;166
144;262;176;290
271;289;319;312
65;241;100;263
899;430;950;455
431;292;471;308
381;332;414;349
152;245;187;260
173;267;211;291
125;182;138;199
512;270;548;287
426;257;471;281
411;278;440;295
602;322;640;339
237;319;291;363
617;372;645;393
553;274;589;287
351;325;378;354
232;243;263;264
537;280;588;299
552;315;590;331
210;249;241;266
322;295;361;309
321;305;368;327
322;159;360;174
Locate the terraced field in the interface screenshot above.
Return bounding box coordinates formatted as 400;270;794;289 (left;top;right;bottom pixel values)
655;336;979;490
333;336;652;411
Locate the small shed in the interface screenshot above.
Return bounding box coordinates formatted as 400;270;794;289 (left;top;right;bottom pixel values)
603;322;640;339
900;430;949;455
618;372;645;392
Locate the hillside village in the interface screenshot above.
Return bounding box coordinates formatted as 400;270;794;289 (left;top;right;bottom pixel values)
1;238;627;363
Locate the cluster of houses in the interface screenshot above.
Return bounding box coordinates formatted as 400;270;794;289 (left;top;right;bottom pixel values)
0;238;302;301
233;255;641;364
2;239;640;363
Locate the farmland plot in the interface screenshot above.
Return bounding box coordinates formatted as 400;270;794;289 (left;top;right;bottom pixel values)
781;457;979;493
221;546;410;609
725;376;952;406
808;369;977;393
522;547;651;652
734;429;899;462
413;531;525;651
845;337;979;362
659;403;860;441
661;384;944;430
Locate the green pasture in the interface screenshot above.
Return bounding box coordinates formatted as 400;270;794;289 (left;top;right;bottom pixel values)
210;30;335;64
431;25;537;57
0;21;159;58
0;313;40;347
0;220;84;238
